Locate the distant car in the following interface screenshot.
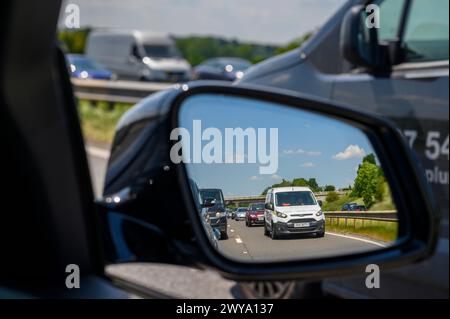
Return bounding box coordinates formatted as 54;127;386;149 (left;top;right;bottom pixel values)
225;208;233;219
341;203;367;211
199;188;227;239
234;207;247;221
192;57;251;81
245;202;265;227
66;54;116;80
86;30;191;82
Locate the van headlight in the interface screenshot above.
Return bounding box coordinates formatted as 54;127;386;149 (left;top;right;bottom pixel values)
276;211;287;218
316;210;323;217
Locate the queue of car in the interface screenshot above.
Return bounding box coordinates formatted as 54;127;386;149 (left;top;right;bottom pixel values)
65;30;252;83
200;186;325;241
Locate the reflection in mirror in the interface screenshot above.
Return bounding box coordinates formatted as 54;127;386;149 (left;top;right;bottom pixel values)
176;94;398;262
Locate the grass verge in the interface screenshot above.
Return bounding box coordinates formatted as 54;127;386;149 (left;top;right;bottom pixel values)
325;218;397;243
77;100;132;144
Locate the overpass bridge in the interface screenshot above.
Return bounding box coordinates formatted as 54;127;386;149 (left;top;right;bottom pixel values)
225;191;347;207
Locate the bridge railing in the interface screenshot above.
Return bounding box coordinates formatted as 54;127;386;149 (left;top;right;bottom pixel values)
72;78;174;104
324;211;398;223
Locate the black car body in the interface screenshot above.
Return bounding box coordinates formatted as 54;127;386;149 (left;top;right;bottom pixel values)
237;0;448;298
342;203;367;211
199;188;228;239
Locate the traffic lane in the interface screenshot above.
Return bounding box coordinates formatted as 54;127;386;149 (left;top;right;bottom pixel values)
219;219;384;262
86;147;108;198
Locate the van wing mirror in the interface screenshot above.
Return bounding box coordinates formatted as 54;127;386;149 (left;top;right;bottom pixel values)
340;5;390;70
265;203;273;210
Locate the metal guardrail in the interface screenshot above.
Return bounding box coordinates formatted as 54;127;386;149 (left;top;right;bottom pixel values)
72;78;174;104
324;210;398;222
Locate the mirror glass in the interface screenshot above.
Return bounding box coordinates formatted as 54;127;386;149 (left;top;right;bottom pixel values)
175;93;398;262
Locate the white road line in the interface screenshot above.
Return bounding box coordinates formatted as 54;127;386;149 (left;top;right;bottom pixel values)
326;232;388;248
230;229;235;233
235;238;243;244
85;146;110;160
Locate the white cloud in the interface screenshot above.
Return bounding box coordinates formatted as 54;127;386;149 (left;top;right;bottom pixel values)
270;174;281;180
282;148;321;156
249;175;261;181
300;162;316;168
332;145;366;160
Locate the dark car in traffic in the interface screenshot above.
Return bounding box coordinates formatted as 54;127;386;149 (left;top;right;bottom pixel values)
67;54;116;80
341;203;367;211
245;202;265;227
192;57;251;81
199;188;228;239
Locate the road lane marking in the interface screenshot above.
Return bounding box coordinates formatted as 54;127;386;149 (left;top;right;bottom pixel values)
235;238;243;244
86;146;110;160
326;232;387;248
230;229;235;232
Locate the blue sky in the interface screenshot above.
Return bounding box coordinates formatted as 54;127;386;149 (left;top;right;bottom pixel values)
179;94;377;197
60;0;346;44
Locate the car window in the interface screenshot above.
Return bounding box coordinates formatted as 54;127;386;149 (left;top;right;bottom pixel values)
376;0;405;42
200;190;224;203
402;0;449;62
275;191;316;206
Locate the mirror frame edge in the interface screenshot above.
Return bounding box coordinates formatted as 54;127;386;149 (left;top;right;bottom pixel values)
167;82;439;281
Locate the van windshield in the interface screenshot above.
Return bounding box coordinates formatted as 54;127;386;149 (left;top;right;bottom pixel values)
200;190;224;204
143;44;180;58
275;191;316;206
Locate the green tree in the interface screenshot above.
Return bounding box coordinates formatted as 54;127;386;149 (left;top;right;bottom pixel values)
324;185;336;191
353;161;380;207
307;178;320;192
292;178;308;187
362;153;377;165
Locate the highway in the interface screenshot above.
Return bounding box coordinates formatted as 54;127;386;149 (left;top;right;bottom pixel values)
86;145;382;298
86;145;448;298
219;220;383;262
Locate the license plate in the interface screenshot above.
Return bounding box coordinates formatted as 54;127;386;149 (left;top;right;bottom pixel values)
294;222;310;228
258;216;264;221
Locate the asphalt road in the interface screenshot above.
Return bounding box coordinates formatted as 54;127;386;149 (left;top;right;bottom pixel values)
219;219;383;262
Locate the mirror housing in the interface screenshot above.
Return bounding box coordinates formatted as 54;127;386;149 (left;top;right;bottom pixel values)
100;82;438;282
317;200;323;207
265;203;273;210
340;5;390;71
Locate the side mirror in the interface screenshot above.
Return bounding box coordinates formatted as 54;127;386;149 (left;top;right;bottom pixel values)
340;5;390;71
265;203;273;210
317;200;323;207
101;82;438;282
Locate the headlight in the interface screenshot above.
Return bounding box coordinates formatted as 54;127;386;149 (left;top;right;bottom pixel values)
316;210;323;217
276;211;287;218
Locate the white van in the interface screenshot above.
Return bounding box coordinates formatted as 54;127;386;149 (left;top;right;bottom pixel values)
264;187;325;239
86;30;191;82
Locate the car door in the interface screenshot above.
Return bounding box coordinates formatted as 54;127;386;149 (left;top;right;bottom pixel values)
0;0;132;298
329;0;449;298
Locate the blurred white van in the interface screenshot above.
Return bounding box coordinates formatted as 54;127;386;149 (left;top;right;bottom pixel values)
86;30;191;82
